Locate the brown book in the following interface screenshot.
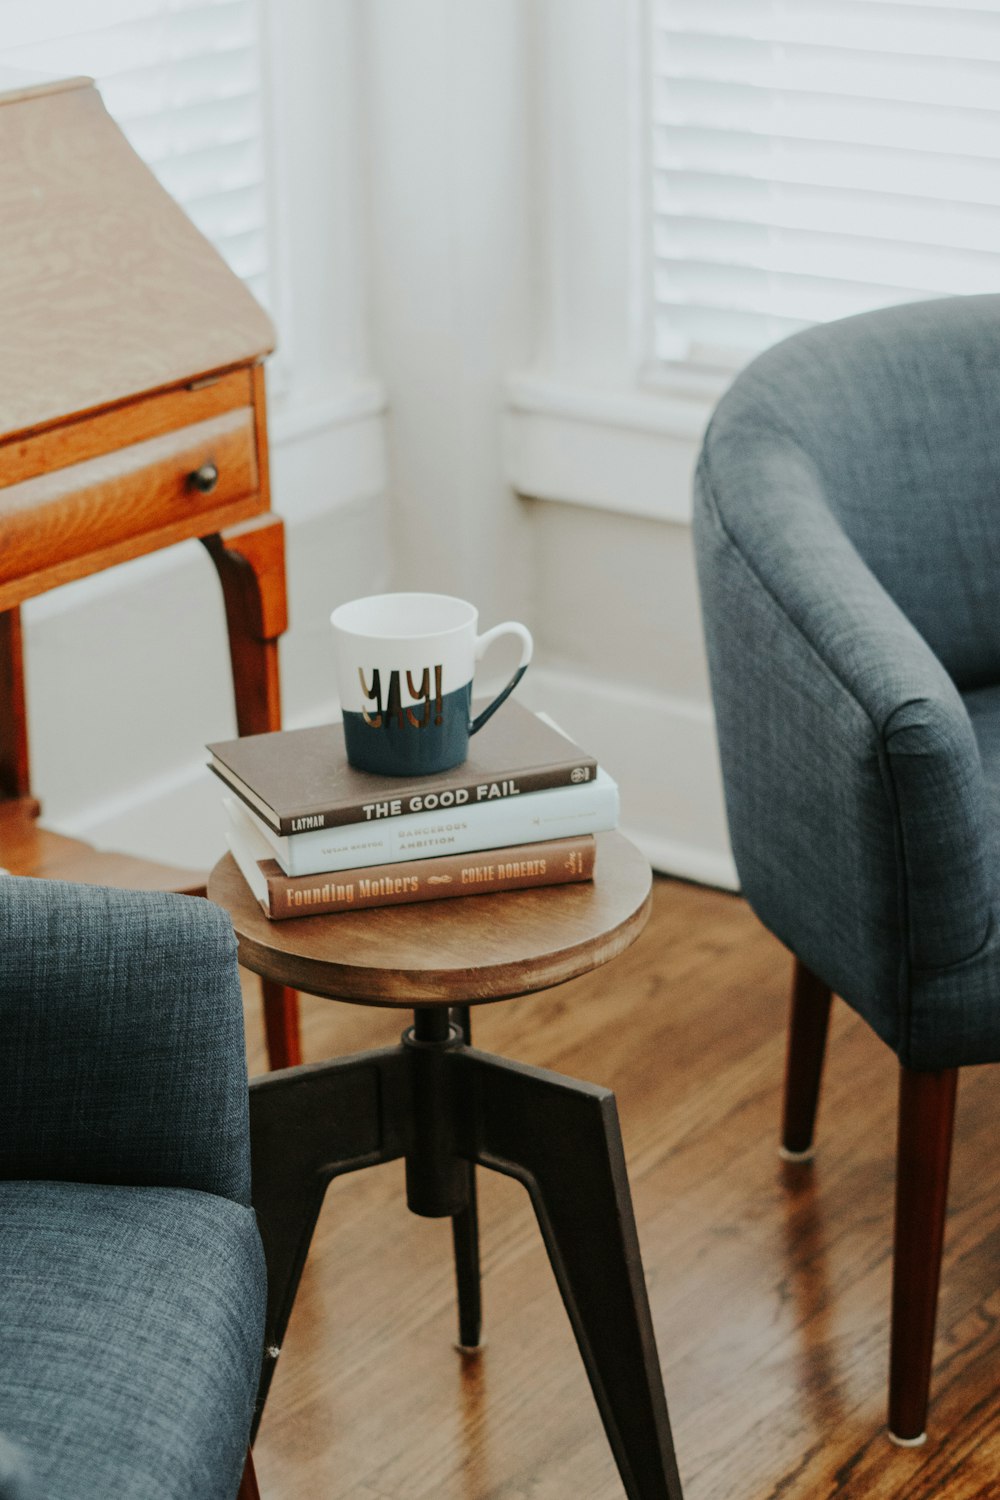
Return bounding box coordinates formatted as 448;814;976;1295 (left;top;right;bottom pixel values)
207;699;598;836
225;797;596;919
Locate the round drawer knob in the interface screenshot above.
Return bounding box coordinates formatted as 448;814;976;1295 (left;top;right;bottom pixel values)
188;461;219;494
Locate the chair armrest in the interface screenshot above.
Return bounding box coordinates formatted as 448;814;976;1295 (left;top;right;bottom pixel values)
0;878;251;1204
694;435;990;1052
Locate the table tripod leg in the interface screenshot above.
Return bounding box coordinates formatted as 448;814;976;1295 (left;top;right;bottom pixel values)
451;1166;482;1349
449;1005;482;1349
248;1045;409;1436
454;1048;684;1500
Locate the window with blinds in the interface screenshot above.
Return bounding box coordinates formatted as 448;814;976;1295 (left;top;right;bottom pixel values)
647;0;1000;374
0;0;270;309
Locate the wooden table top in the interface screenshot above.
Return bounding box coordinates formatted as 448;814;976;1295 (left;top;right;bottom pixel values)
208;830;652;1008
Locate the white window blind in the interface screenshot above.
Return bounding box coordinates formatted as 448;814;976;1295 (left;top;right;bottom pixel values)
0;0;270;309
648;0;1000;373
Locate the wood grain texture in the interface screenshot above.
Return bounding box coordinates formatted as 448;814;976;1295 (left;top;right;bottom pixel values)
209;830;652;1007
0;79;274;435
204;513;289;686
0;608;30;798
0;498;267;614
250;363;272;512
0;799;205;891
0;409;257;591
0;370;253;489
240;877;1000;1500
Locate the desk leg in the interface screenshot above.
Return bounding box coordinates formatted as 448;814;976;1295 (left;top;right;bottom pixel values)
248;1046;410;1437
449;1005;482;1349
0;607;31;800
203;517;300;1070
454;1047;684;1500
202;515;287;736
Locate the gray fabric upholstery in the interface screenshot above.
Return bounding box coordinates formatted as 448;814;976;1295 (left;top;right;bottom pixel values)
0;878;251;1201
693;295;1000;1070
0;878;264;1500
0;1182;264;1500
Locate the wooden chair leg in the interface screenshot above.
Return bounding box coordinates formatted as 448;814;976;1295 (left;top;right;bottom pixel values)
780;958;833;1160
888;1064;958;1445
203;518;301;1071
237;1448;261;1500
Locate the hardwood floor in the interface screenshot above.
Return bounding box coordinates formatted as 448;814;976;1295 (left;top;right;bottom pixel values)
242;876;1000;1500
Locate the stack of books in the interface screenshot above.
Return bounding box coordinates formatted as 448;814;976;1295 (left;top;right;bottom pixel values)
207;701;619;920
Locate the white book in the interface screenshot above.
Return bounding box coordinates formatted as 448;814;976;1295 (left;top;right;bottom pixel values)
226;768;620;877
224;803;276;908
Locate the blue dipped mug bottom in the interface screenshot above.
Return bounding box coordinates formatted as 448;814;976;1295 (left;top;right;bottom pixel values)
331;593;533;778
343;677;474;776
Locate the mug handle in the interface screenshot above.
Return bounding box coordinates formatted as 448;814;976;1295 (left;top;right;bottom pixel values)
469;622;534;735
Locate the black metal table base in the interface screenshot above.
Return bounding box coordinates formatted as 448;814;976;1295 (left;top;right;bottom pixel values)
248;1005;684;1500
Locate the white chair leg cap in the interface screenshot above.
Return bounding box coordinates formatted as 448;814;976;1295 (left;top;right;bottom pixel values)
778;1144;815;1163
888;1430;927;1448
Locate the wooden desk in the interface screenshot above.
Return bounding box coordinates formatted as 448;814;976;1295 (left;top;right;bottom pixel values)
209;833;685;1500
0;74;298;1067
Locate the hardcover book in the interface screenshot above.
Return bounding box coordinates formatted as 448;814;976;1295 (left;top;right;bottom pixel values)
226;766;620;877
207;700;598;836
224;798;597;919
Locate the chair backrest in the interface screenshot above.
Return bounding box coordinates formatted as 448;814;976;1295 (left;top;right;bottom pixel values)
693;298;998;1058
703;295;1000;691
0;877;252;1202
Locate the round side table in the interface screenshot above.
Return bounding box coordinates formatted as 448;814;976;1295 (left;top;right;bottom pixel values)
209;830;684;1500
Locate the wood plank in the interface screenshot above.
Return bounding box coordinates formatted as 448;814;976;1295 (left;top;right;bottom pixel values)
0;800;205;891
0;369;253;487
0;490;265;612
0;410;257;587
241;877;1000;1499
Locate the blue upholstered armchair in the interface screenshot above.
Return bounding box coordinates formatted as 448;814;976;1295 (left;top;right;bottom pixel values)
0;877;266;1499
693;294;1000;1445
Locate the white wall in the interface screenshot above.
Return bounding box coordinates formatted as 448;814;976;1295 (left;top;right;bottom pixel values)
23;0;737;890
362;0;736;887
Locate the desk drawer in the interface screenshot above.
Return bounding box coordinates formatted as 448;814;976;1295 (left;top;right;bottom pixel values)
0;408;257;585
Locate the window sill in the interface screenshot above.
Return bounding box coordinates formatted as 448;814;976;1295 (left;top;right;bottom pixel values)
503;371;714;523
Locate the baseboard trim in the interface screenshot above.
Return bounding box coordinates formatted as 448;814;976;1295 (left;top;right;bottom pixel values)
503;372;709;523
520;664;737;889
623;825;738;892
64;701;334;870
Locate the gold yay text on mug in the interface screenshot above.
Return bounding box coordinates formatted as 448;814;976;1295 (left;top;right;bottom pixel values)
359;666;444;729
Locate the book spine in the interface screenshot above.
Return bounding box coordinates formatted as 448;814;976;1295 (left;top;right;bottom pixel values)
249;772;619;876
212;757;598;836
258;837;597;919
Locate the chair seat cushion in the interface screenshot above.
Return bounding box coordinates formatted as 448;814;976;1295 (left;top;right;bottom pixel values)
0;1180;265;1500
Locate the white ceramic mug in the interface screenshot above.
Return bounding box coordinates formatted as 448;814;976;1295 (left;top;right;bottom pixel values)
330;592;533;776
